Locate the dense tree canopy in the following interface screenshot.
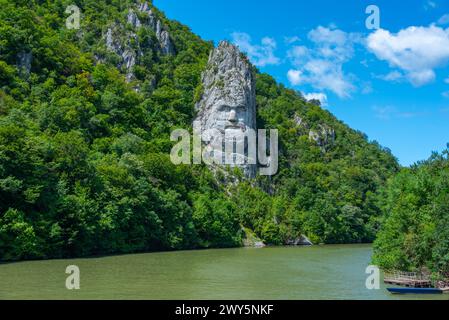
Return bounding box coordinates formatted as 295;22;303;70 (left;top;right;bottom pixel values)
0;0;400;261
373;147;449;274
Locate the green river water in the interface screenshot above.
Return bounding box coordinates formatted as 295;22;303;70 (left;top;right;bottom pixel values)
0;244;447;300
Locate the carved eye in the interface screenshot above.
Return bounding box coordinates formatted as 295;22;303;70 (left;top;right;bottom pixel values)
231;105;246;110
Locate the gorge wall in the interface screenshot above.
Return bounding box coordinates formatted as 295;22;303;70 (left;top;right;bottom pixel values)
194;41;257;178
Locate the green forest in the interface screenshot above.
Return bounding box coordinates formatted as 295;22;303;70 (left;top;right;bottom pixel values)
373;148;449;275
0;0;447;276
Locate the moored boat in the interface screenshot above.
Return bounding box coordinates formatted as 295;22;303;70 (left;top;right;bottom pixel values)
387;287;443;294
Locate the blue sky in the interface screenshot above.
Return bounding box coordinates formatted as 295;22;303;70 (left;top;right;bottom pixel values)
154;0;449;166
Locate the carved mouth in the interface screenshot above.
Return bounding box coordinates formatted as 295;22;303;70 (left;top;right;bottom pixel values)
225;124;242;129
224;121;245;130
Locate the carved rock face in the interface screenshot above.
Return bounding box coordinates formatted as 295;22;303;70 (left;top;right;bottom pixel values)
195;41;257;178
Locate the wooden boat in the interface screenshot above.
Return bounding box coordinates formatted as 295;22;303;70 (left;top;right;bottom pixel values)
387;287;443;294
384;271;431;288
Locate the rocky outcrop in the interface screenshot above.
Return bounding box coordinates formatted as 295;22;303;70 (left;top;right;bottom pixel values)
242;228;266;248
17;51;32;77
294;113;335;152
127;9;141;29
137;2;175;55
294;114;306;128
106;26;140;82
195;41;257;178
307;98;322;107
103;2;174;82
308;124;335;151
285;235;313;246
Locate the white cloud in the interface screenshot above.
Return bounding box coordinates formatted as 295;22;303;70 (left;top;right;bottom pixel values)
261;37;276;47
308;26;351;46
287;45;310;65
287;69;303;85
378;71;404;82
308;26;358;62
286;26;357;98
303;59;355;98
361;82;373;94
366;26;449;86
425;0;437;10
284;36;301;44
409;70;436;85
444;77;449;84
360;59;369;67
373;106;427;120
373;106;396;120
231;32;280;67
328;22;338;30
303;92;328;106
437;14;449;25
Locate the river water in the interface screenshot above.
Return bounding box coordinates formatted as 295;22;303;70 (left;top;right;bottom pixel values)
0;244;447;300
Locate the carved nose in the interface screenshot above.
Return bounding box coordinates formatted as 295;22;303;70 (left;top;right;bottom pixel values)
228;110;237;122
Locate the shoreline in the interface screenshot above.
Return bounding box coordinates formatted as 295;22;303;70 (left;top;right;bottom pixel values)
0;243;374;265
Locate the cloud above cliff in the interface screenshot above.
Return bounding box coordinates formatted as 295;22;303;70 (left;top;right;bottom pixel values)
231;32;280;67
366;25;449;86
233;23;449;103
287;69;303;85
286;26;358;98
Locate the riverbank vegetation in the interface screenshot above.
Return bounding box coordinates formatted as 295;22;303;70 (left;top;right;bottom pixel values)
1;0;398;261
373;147;449;275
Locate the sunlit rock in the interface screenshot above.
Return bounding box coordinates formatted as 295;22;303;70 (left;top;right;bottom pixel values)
195;41;257;178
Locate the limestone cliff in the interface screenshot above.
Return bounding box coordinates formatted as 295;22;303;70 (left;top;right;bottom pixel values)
195;41;257;178
136;2;175;55
294;114;335;152
105;26;140;82
104;1;174;82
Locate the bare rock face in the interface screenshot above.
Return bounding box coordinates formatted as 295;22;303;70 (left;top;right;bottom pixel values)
294;113;335;152
103;2;174;82
127;9;141;29
285;235;313;246
242;228;266;248
308;124;336;151
294;114;307;129
106;26;140;82
17;51;32;77
137;2;175;55
195;41;257;178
